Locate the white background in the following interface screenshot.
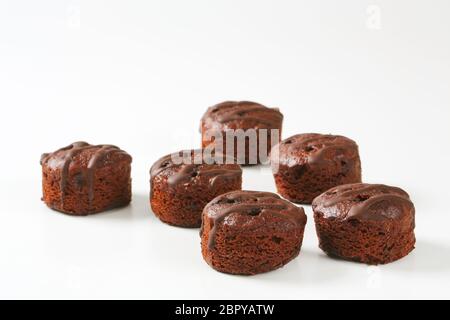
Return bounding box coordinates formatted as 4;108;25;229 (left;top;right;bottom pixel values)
1;0;449;299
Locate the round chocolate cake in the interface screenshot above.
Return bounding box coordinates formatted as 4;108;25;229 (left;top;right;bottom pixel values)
312;183;416;265
41;141;132;215
271;133;362;204
201;190;307;275
201;101;283;165
150;150;242;228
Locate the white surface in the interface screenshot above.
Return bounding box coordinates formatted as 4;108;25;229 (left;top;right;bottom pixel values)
1;0;450;300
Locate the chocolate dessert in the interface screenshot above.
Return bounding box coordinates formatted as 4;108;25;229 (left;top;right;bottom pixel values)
150;149;242;228
41;142;132;215
201;190;307;275
201;101;283;165
312;183;416;265
271;133;362;204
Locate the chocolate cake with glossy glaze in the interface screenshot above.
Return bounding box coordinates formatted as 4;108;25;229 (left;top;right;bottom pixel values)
271;133;362;204
312;183;416;265
41;141;132;215
201;190;307;275
150;149;242;228
201;101;283;165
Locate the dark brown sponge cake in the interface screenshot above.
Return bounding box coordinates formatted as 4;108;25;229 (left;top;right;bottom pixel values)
201;101;283;165
41;142;132;215
150;150;242;228
312;183;416;265
271;133;362;204
201;191;307;275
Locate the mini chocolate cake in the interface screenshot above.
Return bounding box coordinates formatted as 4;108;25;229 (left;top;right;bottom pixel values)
150;150;242;228
201;101;283;165
271;133;362;204
41;142;132;215
201;191;307;275
312;183;416;265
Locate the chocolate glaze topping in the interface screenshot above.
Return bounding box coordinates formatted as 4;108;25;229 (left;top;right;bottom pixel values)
204;191;307;250
41;142;131;207
274;133;360;167
150;150;242;188
312;183;415;221
201;101;283;129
